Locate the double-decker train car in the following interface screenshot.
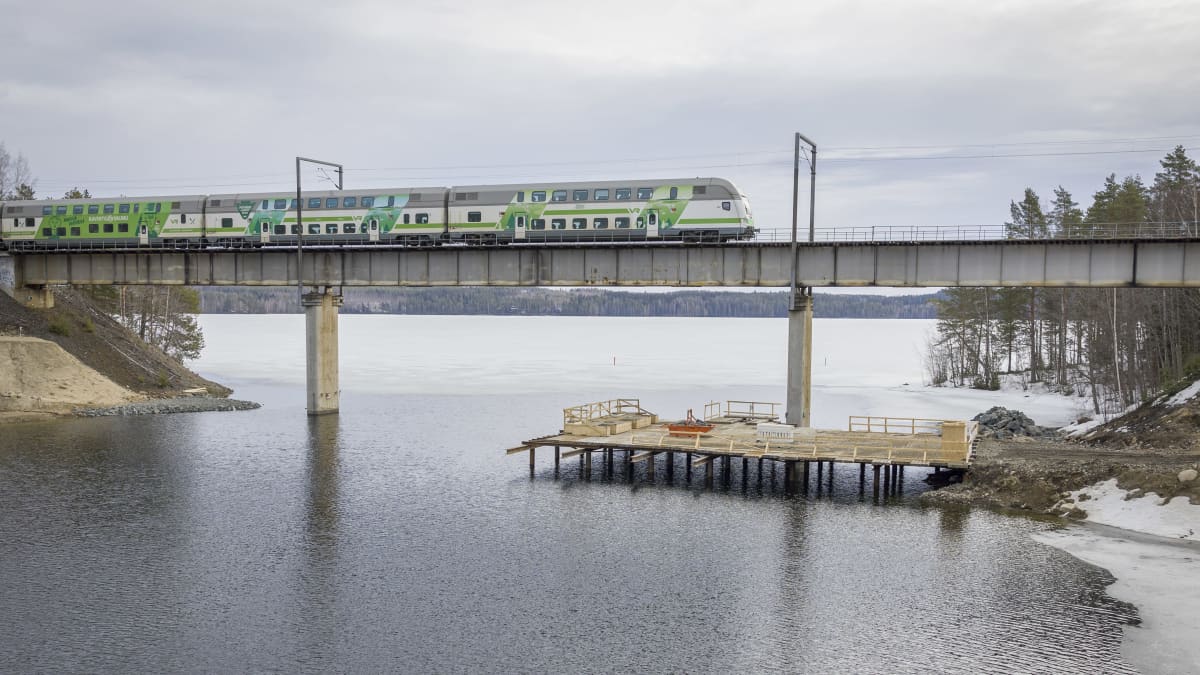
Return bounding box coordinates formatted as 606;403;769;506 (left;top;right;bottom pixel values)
1;195;204;249
447;177;751;244
201;187;446;247
0;177;754;250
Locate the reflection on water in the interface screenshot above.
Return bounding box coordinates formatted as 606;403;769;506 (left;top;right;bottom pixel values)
0;383;1138;673
0;315;1140;672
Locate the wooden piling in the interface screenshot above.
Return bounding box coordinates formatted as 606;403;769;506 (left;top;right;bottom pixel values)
529;447;536;471
554;446;560;471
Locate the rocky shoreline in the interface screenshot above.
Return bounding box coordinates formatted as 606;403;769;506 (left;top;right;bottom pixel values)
920;438;1200;518
76;397;261;417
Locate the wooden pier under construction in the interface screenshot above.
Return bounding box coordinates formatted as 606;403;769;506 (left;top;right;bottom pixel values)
507;399;979;490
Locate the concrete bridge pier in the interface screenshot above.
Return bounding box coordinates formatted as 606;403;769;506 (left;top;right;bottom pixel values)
786;286;814;427
10;284;54;308
303;287;343;416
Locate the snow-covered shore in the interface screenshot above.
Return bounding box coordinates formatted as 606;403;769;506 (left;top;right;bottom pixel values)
1054;478;1199;541
1034;524;1200;675
1036;474;1200;673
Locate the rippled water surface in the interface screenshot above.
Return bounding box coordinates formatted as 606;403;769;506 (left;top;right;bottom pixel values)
0;317;1133;672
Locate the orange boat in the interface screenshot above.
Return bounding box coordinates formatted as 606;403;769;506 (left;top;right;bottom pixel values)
667;410;714;437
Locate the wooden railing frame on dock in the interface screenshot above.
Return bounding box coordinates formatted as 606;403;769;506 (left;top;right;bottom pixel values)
723;400;781;420
563;398;650;426
848;416;945;435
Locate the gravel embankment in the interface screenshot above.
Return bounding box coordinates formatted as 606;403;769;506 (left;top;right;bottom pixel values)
77;397;260;417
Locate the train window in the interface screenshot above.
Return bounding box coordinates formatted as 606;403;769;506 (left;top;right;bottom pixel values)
387;196;396;207
362;196;374;208
72;205;83;215
467;211;482;223
273;224;285;235
261;200;269;209
118;223;129;232
133;204;140;213
416;213;429;224
70;226;80;236
57;227;67;236
342;223;356;234
42;227;51;236
88;223;99;233
103;223;114;233
56;206;67;215
516;191;525;203
119;204;129;214
403;213;410;224
694;186;707;195
572;189;588;201
343;197;357;208
571;218;587;229
171;201;181;209
308;198;322;209
326;197;338;208
551;218;566;230
104;204;114;214
25;217;34;227
552;190;567;202
88;205;99;215
722;201;731;211
593;217;609;229
616;188;631;200
221;217;233;228
309;224;321;235
180;214;187;224
669;187;678;199
637;188;653;199
42;206;52;216
271;199;284;209
211;199;222;206
287;199;296;209
636;216;645;228
530;218;545;230
615;217;630;229
327;224;339;234
291;224;301;234
595;189;609;201
525;191;542;203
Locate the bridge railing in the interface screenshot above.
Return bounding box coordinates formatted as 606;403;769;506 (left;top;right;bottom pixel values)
5;221;1198;253
757;221;1200;243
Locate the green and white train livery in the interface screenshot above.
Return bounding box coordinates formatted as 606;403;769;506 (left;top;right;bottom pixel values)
0;177;753;250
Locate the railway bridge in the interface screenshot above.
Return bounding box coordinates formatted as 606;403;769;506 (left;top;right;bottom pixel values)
3;228;1199;420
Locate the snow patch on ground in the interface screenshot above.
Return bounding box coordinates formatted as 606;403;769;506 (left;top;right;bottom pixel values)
1033;525;1200;675
1162;379;1200;407
1060;417;1106;438
1058;478;1200;541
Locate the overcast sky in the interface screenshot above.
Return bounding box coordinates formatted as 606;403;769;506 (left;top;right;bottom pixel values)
3;0;1198;235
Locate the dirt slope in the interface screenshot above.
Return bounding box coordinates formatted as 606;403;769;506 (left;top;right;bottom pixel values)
0;337;139;413
0;286;230;398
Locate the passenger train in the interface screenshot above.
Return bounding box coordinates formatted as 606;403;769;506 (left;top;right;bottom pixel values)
0;177;754;250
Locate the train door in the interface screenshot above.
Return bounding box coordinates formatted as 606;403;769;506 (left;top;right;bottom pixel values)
259;218;270;244
368;219;379;242
646;210;660;238
514;215;526;241
138;224;149;246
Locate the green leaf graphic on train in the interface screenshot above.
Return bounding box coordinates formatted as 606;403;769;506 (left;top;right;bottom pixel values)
646;185;692;228
365;195;409;232
500;197;549;230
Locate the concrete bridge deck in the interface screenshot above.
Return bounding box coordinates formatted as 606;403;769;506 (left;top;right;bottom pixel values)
6;238;1200;288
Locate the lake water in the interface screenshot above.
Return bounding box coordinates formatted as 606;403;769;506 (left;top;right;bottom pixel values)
0;316;1139;672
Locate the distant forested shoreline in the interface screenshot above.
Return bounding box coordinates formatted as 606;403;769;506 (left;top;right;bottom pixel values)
197;286;939;319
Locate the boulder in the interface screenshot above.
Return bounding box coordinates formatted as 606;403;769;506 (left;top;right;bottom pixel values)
1179;469;1198;483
